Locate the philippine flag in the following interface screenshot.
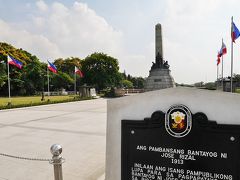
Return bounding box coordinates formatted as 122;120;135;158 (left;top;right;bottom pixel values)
75;66;84;77
218;42;227;57
8;55;23;69
231;21;240;43
47;60;57;74
217;56;221;66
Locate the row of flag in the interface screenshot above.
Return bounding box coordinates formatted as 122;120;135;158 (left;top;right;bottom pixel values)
216;17;240;92
7;55;84;77
6;54;84;102
217;22;240;65
216;20;240;65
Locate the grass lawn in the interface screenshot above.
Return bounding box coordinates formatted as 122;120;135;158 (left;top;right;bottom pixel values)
235;88;240;93
0;95;82;109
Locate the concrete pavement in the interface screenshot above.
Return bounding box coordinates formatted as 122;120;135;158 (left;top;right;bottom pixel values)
0;98;106;180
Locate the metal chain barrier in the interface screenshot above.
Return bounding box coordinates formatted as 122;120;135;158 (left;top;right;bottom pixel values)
0;144;64;180
0;152;51;162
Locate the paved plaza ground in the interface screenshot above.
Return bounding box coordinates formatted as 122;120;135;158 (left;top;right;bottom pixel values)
0;98;106;180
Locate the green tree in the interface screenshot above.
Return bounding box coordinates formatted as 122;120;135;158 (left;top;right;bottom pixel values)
233;74;240;82
131;77;145;89
0;42;37;96
54;57;82;74
54;57;82;90
122;70;127;79
121;79;133;88
0;42;145;96
123;73;145;89
204;82;216;90
82;52;122;90
51;71;74;90
0;60;7;88
194;81;204;87
22;56;44;95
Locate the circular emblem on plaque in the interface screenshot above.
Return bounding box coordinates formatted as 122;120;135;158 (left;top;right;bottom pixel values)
165;104;192;138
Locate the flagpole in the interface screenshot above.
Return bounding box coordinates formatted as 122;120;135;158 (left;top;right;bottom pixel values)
221;38;224;90
47;65;50;99
74;68;77;95
7;56;11;103
217;64;219;89
231;16;234;93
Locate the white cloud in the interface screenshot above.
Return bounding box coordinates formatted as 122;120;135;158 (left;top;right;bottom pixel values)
25;3;31;9
32;16;45;28
31;1;123;60
36;0;48;12
160;0;227;84
0;1;124;64
0;19;61;60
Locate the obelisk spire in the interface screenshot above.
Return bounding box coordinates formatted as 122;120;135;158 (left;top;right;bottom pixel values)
155;23;163;65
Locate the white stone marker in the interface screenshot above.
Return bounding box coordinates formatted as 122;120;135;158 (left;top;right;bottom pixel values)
90;88;97;97
105;87;240;180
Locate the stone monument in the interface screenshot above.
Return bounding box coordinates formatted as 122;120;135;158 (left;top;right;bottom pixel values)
145;23;175;91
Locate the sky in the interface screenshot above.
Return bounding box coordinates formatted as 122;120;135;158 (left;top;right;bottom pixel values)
0;0;240;84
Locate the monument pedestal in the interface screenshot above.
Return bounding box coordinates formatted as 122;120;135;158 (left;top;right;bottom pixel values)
145;68;175;91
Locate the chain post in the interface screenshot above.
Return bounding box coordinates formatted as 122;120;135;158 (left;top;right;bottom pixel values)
50;144;64;180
